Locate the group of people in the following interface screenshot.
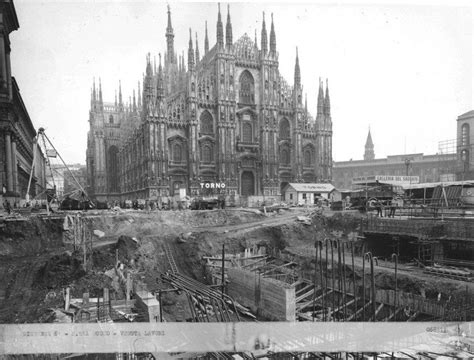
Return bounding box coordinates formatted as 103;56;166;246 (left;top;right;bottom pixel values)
371;199;400;218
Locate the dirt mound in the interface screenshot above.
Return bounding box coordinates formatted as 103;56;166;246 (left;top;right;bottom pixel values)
34;253;86;289
0;217;64;256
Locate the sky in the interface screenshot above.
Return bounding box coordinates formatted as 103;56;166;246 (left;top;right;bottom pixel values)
10;0;474;164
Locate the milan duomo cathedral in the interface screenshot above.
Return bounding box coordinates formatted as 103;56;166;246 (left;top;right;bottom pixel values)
86;5;333;203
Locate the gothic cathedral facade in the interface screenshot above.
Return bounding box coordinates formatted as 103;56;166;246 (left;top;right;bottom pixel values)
86;5;333;203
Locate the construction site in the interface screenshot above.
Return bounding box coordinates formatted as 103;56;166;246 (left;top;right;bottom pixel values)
0;205;473;359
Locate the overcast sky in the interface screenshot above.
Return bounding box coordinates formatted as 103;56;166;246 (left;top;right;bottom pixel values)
11;0;473;164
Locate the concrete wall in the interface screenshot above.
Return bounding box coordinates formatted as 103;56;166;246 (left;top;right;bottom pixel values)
227;267;295;321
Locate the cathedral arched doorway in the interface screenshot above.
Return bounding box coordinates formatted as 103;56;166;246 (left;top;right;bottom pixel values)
241;171;255;196
107;145;119;193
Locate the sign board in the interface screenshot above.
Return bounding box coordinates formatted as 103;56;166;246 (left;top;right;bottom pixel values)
179;188;186;200
352;175;419;185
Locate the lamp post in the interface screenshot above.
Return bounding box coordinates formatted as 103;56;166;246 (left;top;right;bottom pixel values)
404;158;411;177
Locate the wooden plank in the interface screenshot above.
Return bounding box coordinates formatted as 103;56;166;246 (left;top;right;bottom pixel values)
296;288;315;303
382;307;403;322
347;301;372;321
369;303;384;321
296;290;333;311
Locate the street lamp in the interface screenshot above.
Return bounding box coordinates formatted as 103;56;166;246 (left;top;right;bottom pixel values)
404;158;411;177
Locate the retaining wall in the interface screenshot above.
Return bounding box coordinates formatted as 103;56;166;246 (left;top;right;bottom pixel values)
227;267;295;321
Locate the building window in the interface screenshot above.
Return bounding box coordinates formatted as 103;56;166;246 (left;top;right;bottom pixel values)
200;111;213;134
281;148;290;165
462;123;470;146
239;70;255;104
242;122;252;143
173;143;182;162
290;194;293;200
109;115;114;124
202;145;212;163
302;193;307;199
279;118;290;139
304;149;312;167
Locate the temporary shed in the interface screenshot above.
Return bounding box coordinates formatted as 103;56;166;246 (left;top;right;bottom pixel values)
283;183;335;205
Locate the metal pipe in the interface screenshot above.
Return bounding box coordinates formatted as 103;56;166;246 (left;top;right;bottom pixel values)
337;240;342;316
362;246;366;321
222;244;225;299
325;239;329;321
342;242;347;320
365;252;377;321
351;241;357;320
319;241;324;322
313;239;318;322
391;253;398;321
330;240;336;321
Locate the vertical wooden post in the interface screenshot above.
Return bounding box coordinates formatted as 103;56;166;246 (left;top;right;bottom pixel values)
126;272;131;303
221;244;225;299
65;287;70;311
312;240;318;322
103;288;109;318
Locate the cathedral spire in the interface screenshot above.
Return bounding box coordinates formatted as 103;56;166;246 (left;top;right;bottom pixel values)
98;78;103;105
92;77;96;102
225;4;232;47
317;78;324;115
364;128;375;160
133;89;136;112
216;3;224;48
118;80;123;108
294;47;301;87
137;81;141;109
145;53;152;76
204;21;209;54
114;90;117;108
261;12;268;54
195;32;200;62
269;13;276;55
305;93;308;116
324;79;331;116
166;4;175;64
188;28;195;70
157;53;164;100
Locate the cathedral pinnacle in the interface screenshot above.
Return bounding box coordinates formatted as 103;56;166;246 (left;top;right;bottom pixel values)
204;21;209;54
166;4;175;64
294;47;301;87
324;78;331;116
226;4;233;47
261;12;268;54
270;13;276;55
216;3;224;48
118;80;123;108
317;78;324;116
188;28;195;69
195;32;200;62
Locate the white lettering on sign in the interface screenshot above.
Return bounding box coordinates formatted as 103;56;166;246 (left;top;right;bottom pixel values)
200;183;226;189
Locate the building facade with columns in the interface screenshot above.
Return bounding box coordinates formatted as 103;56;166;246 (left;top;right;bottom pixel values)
333;130;457;189
0;1;46;202
86;5;333;202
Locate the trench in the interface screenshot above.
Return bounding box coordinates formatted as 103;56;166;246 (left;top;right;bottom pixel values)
0;210;472;324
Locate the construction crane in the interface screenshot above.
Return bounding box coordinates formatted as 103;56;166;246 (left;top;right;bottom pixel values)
26;127;93;212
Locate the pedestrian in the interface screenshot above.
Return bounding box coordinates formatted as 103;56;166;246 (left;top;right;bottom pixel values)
376;200;383;217
389;199;396;218
4;200;11;214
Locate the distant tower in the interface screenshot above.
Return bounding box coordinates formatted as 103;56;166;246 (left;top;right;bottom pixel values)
364;128;375;160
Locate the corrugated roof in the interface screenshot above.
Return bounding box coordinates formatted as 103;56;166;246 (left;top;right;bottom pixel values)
286;183;335;193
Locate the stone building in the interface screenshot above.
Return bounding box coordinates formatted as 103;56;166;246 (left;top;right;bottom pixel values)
456;110;474;180
333;130;457;189
0;0;46;202
86;5;333;203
